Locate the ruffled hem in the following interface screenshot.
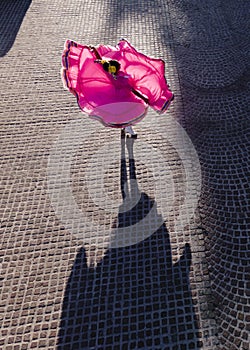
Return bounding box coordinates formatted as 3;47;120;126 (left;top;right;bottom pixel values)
61;39;173;127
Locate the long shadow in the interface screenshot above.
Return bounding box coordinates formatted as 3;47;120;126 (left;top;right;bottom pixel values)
106;2;250;349
0;0;32;57
57;136;201;349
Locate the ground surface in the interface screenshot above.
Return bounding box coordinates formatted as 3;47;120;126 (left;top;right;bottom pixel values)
0;0;249;349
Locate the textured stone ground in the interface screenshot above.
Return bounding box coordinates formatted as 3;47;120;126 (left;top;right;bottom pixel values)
0;0;249;349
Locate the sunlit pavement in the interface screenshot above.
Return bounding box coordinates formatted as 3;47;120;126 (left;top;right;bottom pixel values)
0;1;249;349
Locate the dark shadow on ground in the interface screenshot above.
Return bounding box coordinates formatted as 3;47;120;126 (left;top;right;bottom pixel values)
0;0;32;57
57;136;201;349
100;1;250;349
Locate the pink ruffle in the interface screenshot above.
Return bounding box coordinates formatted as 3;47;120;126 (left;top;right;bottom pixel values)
62;39;173;127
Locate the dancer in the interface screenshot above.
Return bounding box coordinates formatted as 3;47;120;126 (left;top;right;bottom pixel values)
62;39;174;136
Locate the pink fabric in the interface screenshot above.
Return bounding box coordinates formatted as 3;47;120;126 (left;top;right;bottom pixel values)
62;39;173;128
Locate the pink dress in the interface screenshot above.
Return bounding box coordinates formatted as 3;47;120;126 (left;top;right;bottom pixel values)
61;39;174;128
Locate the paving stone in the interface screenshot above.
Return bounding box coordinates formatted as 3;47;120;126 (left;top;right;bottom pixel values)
0;0;249;349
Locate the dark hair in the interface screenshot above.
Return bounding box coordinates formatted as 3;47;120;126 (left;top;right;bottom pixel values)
102;60;121;74
102;62;110;72
110;60;121;71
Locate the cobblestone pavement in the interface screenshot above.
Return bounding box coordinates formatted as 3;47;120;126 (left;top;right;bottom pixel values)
0;0;249;349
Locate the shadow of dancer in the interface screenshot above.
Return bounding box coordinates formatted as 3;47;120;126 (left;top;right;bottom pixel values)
0;0;32;57
57;135;201;349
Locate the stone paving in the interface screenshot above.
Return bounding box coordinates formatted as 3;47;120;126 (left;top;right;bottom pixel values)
0;0;249;349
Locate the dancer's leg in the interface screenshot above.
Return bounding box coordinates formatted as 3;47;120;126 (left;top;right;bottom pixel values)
125;126;137;137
